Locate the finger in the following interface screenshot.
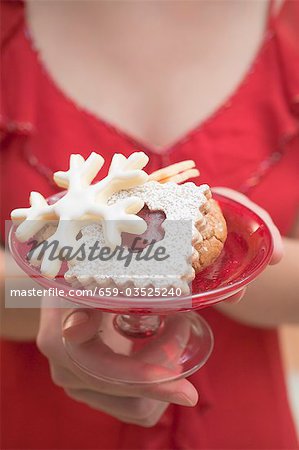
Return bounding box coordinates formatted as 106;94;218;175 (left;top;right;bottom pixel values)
61;307;187;387
212;187;284;264
39;304;198;405
224;288;246;304
39;302;104;359
63;329;193;398
267;223;284;265
65;314;198;406
63;311;132;356
49;363;84;389
62;308;103;343
65;388;168;427
38;303;103;364
49;359;198;407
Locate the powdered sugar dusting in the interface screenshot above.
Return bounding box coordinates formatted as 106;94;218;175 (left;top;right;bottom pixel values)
108;181;210;235
66;181;211;292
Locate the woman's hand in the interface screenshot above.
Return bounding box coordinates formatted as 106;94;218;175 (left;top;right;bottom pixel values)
212;187;283;264
212;188;299;327
210;188;283;306
37;300;198;427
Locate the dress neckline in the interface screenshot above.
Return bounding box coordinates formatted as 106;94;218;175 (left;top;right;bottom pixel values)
23;1;275;156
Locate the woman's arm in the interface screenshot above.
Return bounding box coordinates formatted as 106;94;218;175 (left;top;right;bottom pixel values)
217;207;299;327
216;236;299;327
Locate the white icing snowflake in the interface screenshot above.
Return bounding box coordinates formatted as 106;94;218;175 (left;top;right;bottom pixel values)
11;152;149;278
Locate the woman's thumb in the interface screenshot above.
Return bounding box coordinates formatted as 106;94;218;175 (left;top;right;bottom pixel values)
62;309;102;344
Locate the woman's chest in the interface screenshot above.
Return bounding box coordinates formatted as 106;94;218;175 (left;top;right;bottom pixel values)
26;0;268;149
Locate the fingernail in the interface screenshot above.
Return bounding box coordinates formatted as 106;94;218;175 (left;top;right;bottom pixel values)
63;311;90;331
172;392;198;407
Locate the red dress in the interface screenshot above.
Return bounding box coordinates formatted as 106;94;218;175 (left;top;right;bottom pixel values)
1;1;299;449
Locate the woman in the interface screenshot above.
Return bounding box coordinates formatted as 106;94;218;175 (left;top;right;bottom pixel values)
1;0;299;448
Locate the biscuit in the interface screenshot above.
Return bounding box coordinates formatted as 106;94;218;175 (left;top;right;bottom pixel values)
65;181;226;293
193;199;227;273
149;160;200;184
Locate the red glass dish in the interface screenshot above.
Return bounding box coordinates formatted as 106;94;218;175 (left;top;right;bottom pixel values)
8;193;273;313
8;192;273;384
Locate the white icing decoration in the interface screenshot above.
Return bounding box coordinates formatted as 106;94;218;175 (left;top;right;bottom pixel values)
11;152;149;278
